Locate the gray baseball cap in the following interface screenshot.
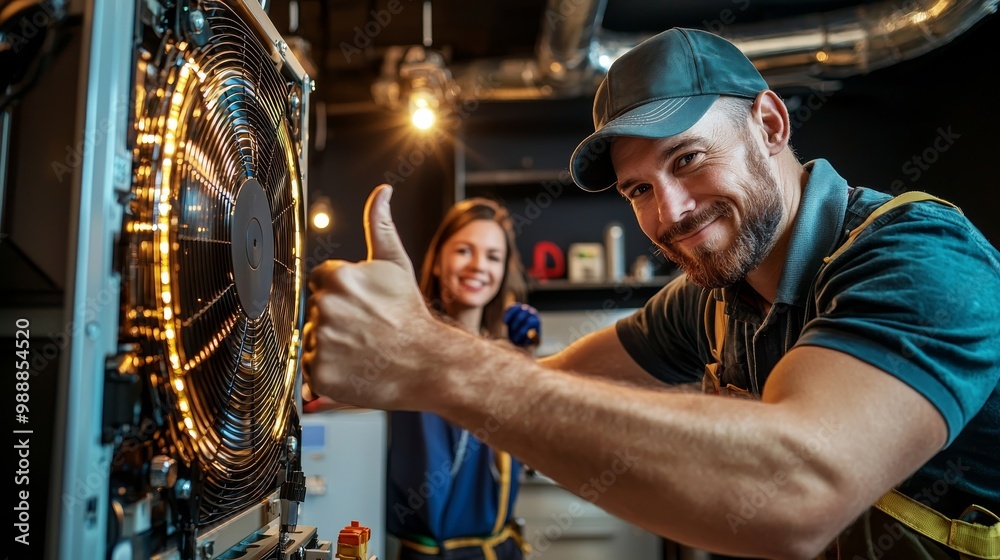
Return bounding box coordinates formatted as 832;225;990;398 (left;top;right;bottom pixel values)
570;28;768;192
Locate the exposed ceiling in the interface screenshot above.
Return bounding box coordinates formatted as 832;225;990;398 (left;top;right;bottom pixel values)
266;0;998;110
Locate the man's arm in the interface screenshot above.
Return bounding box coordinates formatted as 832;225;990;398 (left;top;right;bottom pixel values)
305;185;947;559
539;326;668;388
411;333;945;558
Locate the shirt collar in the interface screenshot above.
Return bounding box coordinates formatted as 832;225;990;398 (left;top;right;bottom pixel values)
713;158;850;314
773;158;850;306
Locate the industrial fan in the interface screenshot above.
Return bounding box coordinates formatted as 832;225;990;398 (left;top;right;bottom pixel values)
109;0;321;557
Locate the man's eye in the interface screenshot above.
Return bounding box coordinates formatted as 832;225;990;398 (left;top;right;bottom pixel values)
676;153;698;169
625;184;651;200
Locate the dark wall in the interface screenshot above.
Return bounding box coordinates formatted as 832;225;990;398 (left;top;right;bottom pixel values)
786;16;999;246
309;16;1000;284
307;111;455;274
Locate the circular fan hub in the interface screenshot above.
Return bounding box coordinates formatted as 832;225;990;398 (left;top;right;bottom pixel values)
231;178;274;319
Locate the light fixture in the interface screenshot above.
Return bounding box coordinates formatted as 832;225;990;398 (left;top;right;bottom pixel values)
309;196;332;231
409;88;437;130
372;45;455;131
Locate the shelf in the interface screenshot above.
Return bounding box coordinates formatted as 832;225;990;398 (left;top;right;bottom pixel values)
526;274;679;312
464;169;569;186
527;275;674;292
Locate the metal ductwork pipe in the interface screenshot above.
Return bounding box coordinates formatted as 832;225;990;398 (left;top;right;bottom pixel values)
535;0;608;92
723;0;999;88
454;0;997;102
451;0;607;101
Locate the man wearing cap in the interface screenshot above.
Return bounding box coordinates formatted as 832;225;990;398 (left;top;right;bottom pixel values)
304;28;999;559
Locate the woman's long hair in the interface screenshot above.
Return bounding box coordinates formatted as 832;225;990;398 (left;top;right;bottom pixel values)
419;198;527;339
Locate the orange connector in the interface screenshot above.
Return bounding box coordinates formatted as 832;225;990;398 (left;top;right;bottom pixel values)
336;520;371;560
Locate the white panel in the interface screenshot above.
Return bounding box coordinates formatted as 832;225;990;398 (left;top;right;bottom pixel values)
536;309;637;357
300;409;388;559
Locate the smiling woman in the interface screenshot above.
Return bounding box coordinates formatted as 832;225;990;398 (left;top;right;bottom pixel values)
419;198;527;339
385;197;540;560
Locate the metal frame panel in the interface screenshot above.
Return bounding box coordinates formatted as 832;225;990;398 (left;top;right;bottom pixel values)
48;0;135;557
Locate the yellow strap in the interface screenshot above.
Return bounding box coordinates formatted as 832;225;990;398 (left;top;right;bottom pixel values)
491;451;512;535
823;191;960;265
399;537;441;555
399;452;516;559
443;525;514;550
703;296;727;363
401;526;524;557
713;298;726;363
873;489;1000;559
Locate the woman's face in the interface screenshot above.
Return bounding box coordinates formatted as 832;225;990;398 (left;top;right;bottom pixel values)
434;219;508;311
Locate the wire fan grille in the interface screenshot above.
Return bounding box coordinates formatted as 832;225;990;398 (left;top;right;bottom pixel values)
125;0;304;525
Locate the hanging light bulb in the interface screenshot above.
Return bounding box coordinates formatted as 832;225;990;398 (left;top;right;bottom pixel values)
409;88;438;130
309;196;333;231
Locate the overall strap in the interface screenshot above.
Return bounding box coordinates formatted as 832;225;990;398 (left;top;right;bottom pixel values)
699;191;996;558
806;191;993;557
708;190;960;370
823;191;960;265
704;294;727;365
873;489;1000;559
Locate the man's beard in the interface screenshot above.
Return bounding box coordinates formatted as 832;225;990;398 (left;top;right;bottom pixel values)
658;149;784;289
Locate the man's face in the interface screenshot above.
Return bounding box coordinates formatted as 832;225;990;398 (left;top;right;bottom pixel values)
610;107;784;288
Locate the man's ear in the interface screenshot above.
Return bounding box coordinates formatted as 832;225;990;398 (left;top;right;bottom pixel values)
753;90;790;156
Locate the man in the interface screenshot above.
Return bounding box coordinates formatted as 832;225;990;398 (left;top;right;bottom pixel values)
304;28;999;558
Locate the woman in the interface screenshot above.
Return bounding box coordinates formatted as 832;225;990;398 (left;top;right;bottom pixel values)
387;197;540;560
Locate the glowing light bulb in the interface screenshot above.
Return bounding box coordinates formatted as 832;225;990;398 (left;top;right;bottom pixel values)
409;88;439;131
312;211;330;230
411;107;436;130
309;196;333;231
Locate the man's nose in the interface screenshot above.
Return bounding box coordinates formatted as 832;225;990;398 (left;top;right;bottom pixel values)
655;182;696;226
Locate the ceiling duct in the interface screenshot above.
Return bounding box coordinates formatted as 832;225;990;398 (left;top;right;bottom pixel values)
452;0;998;102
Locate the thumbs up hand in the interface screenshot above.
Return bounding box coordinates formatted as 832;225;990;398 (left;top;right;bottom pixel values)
303;184;437;409
362;183;415;273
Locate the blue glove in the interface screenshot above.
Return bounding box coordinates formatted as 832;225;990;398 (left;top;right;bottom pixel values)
504;303;541;347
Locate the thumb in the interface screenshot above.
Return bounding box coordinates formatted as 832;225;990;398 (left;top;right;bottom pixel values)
364;184;414;274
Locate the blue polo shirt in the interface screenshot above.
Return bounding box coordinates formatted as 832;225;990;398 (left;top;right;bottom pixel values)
617;159;1000;509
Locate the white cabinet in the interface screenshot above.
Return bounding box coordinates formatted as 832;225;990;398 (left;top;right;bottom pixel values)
300;409;388;559
513;473;661;560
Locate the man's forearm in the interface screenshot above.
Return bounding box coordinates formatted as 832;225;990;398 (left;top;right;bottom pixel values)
426;333;840;558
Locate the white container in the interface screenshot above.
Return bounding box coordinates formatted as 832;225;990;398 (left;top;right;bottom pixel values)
567;243;605;283
604;222;625;281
